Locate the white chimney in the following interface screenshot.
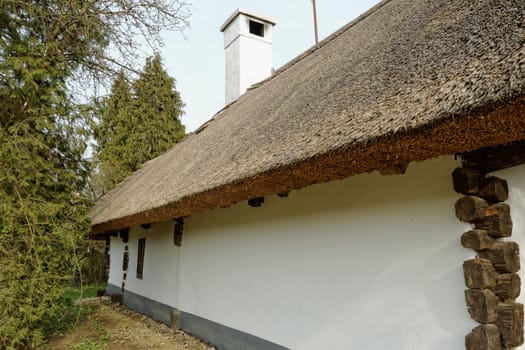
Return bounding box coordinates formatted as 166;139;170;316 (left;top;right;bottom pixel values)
220;9;276;105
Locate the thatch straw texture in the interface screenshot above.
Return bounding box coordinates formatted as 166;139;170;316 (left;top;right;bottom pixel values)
90;0;525;235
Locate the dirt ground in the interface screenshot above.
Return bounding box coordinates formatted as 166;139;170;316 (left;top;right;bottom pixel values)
44;298;215;350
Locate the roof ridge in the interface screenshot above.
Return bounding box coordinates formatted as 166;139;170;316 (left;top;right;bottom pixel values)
255;0;394;87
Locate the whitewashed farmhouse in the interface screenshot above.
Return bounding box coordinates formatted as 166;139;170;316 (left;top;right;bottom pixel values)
90;0;525;349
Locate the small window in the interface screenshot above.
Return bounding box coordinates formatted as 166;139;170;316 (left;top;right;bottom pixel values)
136;238;146;279
249;20;264;37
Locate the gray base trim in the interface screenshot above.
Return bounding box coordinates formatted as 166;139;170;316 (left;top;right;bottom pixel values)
106;283;289;350
106;283;173;325
179;312;290;350
106;283;121;295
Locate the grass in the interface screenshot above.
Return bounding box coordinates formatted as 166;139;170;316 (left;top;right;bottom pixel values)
63;284;107;300
65;333;110;350
48;284;107;335
40;285;109;350
42;306;110;350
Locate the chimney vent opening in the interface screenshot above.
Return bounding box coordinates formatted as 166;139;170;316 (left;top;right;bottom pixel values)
249;20;264;37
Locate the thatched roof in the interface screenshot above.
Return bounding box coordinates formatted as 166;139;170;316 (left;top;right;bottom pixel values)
90;0;525;236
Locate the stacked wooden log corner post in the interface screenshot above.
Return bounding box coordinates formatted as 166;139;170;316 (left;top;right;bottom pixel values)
453;167;523;350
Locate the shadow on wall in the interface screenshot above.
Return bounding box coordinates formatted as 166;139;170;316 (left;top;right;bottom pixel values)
187;156;463;231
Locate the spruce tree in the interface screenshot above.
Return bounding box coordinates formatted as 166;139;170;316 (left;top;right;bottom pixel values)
133;54;186;167
94;71;135;194
94;54;185;194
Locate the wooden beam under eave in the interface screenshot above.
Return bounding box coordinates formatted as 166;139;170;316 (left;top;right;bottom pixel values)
461;140;525;173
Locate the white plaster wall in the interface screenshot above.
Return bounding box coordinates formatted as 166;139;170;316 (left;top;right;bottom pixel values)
178;156;476;350
124;221;181;308
492;164;525;349
108;236;124;287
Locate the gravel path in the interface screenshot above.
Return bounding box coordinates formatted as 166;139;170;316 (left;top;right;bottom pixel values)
44;298;215;350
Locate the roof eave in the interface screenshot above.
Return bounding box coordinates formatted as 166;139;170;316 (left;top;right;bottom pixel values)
89;95;525;236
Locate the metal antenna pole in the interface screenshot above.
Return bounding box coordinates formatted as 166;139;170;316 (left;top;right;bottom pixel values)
312;0;319;46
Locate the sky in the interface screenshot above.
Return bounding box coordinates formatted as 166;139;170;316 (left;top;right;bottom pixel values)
160;1;382;132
